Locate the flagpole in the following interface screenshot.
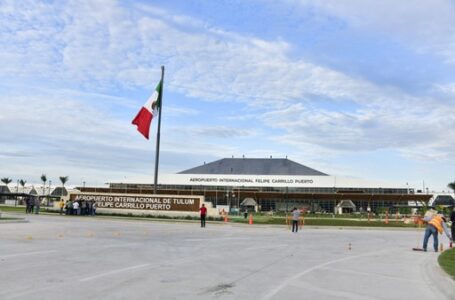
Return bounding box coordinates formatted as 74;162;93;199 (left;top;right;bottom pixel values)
154;66;164;194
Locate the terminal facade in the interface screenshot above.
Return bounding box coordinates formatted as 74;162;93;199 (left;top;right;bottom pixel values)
78;158;433;214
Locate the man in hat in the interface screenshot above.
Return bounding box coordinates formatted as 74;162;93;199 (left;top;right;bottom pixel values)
422;212;453;252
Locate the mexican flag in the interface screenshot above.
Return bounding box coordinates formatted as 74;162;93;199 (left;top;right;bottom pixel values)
132;80;162;139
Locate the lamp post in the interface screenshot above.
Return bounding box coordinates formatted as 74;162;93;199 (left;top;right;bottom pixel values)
48;180;52;207
232;190;236;215
225;191;230;213
15;179;19;207
226;190;235;213
238;188;242;215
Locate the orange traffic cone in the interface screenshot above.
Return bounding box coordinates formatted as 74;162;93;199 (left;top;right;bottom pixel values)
249;214;253;225
224;214;228;222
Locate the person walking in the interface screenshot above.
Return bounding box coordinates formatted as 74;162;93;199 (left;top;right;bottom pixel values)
423;212;452;252
199;204;207;228
292;207;301;233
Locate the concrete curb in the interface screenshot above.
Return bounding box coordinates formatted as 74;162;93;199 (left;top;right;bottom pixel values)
0;218;29;224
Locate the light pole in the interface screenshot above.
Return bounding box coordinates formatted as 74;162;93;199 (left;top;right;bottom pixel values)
48;180;52;207
225;192;230;212
15;179;19;207
226;190;235;213
232;191;236;215
238;188;241;215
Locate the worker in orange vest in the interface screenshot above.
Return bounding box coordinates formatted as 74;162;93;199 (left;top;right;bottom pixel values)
422;213;452;252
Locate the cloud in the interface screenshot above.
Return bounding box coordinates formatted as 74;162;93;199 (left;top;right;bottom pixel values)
0;0;376;107
1;0;454;190
290;0;455;64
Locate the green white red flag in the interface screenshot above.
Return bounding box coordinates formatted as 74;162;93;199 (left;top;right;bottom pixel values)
132;80;162;139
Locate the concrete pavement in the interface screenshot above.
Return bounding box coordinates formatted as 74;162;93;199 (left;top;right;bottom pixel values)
1;213;454;300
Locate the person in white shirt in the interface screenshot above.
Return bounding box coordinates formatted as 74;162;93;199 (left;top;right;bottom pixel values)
73;201;80;215
292;207;301;233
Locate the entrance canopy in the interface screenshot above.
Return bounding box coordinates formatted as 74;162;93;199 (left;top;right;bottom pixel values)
336;200;356;209
241;198;257;206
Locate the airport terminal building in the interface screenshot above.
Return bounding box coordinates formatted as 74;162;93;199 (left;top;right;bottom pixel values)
79;158;432;214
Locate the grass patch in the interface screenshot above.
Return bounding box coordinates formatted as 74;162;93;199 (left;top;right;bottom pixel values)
438;248;455;280
229;215;420;227
0;205;27;213
0;205;423;227
0;217;23;221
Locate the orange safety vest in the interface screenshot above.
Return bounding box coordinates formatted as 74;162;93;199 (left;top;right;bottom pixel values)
429;215;444;234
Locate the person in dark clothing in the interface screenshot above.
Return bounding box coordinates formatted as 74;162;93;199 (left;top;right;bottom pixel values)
199;204;207;228
25;197;31;213
291;207;301;233
450;208;455;247
29;197;35;214
66;200;73;215
81;201;87;216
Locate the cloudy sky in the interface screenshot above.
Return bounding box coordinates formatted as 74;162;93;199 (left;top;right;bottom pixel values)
1;0;454;192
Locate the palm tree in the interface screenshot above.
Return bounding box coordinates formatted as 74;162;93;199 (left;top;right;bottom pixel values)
19;179;27;206
19;179;26;191
59;176;69;197
1;177;12;192
448;181;455;195
40;174;47;204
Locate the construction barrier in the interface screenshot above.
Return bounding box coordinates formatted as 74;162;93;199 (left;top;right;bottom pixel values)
221;211;229;222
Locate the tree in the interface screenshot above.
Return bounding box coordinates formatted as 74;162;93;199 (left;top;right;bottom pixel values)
40;174;47;187
19;179;27;206
19;179;26;190
59;176;69;197
1;177;12;192
448;181;455;194
40;174;47;201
